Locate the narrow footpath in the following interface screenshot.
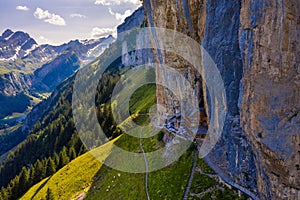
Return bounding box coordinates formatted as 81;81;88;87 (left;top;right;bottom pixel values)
140;129;150;200
203;156;260;200
182;148;197;200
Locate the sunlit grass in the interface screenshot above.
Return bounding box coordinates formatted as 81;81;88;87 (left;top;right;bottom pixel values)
21;137;120;200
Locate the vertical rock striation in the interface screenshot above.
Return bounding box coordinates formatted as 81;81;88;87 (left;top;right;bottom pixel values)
202;0;258;194
143;0;299;199
144;0;257;194
240;0;300;199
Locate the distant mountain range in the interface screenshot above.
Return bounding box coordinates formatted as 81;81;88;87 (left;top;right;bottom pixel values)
0;29;114;119
0;29;114;68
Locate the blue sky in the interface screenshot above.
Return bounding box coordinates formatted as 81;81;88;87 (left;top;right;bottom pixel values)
0;0;142;45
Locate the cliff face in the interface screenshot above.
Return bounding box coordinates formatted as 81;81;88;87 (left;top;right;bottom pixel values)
117;7;145;38
240;0;300;198
143;0;299;199
119;7;156;68
144;0;257;193
33;50;80;92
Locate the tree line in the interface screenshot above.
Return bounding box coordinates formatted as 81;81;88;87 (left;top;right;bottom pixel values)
0;53;123;200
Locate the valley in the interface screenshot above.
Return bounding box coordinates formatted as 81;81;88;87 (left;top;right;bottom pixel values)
0;29;114;122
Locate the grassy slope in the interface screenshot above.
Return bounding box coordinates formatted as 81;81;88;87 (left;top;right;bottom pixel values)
21;137;120;200
22;72;243;200
86;134;194;200
22;78;158;200
85;81;194;199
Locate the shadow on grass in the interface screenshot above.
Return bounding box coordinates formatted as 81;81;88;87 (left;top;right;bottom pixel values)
84;135;195;200
31;176;51;199
84;134;149;199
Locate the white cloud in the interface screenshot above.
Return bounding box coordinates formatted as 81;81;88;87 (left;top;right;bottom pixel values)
37;36;51;44
95;0;112;6
108;8;133;22
91;27;116;38
16;6;29;11
34;8;66;26
70;13;87;19
94;0;142;6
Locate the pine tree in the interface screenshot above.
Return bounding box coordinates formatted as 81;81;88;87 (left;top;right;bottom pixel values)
18;167;30;194
0;187;8;200
8;176;19;200
34;159;46;183
58;147;69;169
53;153;60;170
78;144;87;156
68;147;76;160
29;165;35;186
46;158;56;177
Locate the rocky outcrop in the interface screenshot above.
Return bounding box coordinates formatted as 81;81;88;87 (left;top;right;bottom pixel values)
0;72;32;96
0;29;37;60
143;0;299;199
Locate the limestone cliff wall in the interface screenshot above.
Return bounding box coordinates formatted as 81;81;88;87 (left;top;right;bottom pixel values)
239;0;300;199
144;0;257;194
143;0;299;199
118;7;156;68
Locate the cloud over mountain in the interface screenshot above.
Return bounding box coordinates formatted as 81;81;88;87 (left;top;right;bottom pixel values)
34;8;66;26
108;8;133;22
91;27;116;38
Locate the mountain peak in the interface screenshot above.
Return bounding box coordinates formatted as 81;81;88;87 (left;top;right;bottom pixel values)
0;29;38;60
1;29;14;39
68;39;81;46
1;29;37;45
106;35;114;39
